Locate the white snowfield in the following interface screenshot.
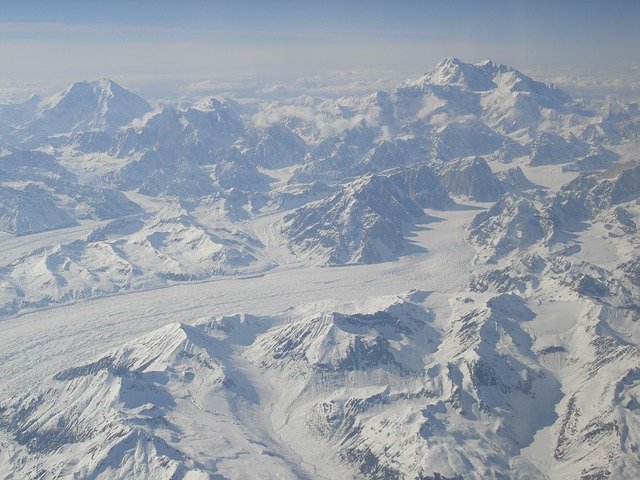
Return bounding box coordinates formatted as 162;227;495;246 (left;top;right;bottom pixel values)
0;58;639;479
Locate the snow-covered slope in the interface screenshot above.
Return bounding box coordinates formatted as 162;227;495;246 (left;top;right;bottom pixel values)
0;149;143;231
436;156;509;201
114;98;245;161
20;79;150;136
0;203;270;315
249;291;563;479
233;124;308;169
0;185;77;235
528;131;589;166
279;173;424;265
5;287;625;479
104;149;217;198
0;316;307;479
468;193;547;263
0;94;41;133
398;57;572;134
430;117;506;160
0;58;639;480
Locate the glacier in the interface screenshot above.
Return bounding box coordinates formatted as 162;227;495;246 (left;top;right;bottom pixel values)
0;58;639;479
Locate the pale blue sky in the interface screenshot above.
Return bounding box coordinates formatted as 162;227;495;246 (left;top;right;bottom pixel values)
1;1;639;100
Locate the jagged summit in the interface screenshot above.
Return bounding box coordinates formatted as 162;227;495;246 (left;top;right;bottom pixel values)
403;57;569;103
412;57;500;91
280;172;426;265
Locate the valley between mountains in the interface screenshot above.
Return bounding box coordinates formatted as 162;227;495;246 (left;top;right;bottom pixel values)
0;58;639;479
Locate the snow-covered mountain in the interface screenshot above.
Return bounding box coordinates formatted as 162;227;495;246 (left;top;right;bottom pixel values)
17;79;151;137
0;59;639;480
465;165;640;480
233;124;308;169
0;94;41;132
397;57;572;135
436;156;510;201
0;184;77;235
113;98;244;161
279;173;426;265
0;291;557;479
528;131;589;166
7;286;630;479
468;193;547;263
0;315;302;479
0;203;270;316
103;149;218;198
0;149;143;232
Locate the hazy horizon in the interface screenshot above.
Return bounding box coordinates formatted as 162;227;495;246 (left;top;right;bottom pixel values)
2;3;640;479
2;0;639;102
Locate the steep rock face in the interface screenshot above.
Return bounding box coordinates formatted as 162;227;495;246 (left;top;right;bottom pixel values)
437;156;508;201
496;166;539;191
430;118;506;160
278;163;452;266
114;98;245;162
562;145;619;172
467;194;547;263
387;163;454;209
234;124;308;169
528;131;589;166
280;174;423;265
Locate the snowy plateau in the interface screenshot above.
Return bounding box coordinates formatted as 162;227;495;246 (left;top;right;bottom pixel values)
0;58;639;479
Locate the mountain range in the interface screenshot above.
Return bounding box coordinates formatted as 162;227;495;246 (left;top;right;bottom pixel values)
0;58;639;479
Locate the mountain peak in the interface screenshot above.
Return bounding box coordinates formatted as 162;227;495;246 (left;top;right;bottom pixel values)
477;59;497;68
410;57;498;91
400;58;570;107
56;78;143;103
27;78;151;135
95;77;115;88
440;56;464;66
92;78;126;96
